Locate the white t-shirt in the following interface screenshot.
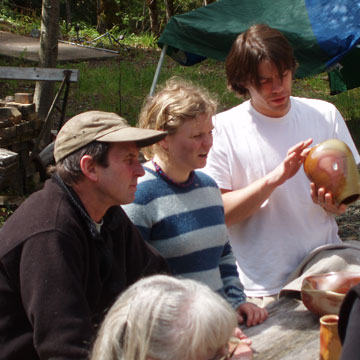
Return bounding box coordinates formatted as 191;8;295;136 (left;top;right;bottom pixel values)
203;97;360;296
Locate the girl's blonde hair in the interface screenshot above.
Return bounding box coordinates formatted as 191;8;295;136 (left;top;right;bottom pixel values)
138;77;217;159
90;275;237;360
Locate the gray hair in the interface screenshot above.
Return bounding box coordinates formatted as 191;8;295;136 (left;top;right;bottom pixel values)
54;141;111;185
90;275;237;360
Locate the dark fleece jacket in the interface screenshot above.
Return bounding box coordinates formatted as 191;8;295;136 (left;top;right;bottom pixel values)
0;177;169;360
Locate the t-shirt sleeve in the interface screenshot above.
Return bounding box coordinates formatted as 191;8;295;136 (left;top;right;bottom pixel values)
203;115;233;190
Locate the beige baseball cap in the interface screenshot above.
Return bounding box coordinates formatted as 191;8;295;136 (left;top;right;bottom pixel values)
54;110;166;162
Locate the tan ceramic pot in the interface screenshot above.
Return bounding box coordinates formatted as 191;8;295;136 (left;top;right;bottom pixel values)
304;139;360;206
319;314;342;360
301;271;360;316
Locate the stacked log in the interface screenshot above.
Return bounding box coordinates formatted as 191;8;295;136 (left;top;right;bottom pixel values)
0;148;18;189
0;94;42;147
0;93;42;193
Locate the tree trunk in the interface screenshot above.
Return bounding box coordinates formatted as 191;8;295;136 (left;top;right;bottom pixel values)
141;0;147;32
164;0;174;22
96;0;106;34
65;0;71;32
34;0;59;148
97;0;121;33
146;0;159;35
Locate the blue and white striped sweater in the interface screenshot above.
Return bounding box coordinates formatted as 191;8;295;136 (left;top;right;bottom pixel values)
123;168;246;309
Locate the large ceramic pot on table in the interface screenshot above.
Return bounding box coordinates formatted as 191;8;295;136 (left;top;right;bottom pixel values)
301;271;360;316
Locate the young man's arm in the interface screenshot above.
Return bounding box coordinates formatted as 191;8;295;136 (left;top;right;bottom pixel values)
221;139;312;226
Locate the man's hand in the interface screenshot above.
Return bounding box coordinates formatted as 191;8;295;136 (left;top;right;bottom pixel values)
229;331;253;359
236;302;268;327
310;183;347;215
233;327;252;346
221;138;313;226
269;138;313;187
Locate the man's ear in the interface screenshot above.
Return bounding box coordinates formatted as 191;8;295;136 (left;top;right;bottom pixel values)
80;155;98;182
158;137;169;151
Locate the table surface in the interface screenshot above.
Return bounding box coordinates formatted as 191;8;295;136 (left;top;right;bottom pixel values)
240;296;322;360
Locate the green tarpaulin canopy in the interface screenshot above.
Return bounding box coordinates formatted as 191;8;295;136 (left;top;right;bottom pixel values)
155;0;360;95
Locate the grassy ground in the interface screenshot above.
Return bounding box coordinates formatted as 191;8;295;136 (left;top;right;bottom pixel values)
1;46;360;122
2;46;360;148
0;50;239;123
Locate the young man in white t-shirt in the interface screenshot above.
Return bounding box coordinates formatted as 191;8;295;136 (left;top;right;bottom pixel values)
203;24;360;304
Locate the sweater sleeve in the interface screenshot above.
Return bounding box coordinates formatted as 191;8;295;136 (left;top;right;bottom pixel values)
219;241;246;309
120;208;170;283
122;202;152;241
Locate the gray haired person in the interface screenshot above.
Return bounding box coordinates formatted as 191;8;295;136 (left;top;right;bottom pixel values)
91;275;253;360
0;111;170;360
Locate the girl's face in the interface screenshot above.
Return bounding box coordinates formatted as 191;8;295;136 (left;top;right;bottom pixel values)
163;113;214;175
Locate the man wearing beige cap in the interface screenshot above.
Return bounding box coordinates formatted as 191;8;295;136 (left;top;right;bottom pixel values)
0;111;170;360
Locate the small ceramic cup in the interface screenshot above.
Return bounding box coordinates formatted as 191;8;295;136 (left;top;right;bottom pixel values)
319;314;342;360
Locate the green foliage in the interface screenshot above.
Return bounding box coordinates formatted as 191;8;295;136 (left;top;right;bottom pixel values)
113;1;146;31
332;90;360;120
174;0;206;14
292;75;360;121
0;0;12;18
123;32;158;49
0;2;41;35
103;0;208;34
59;0;97;26
0;207;14;227
3;0;209;37
16;15;41;36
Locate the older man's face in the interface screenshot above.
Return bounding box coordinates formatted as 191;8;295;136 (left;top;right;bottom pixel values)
95;142;145;206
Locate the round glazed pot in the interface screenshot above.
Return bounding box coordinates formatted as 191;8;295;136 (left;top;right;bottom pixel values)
304;139;360;205
301;271;360;316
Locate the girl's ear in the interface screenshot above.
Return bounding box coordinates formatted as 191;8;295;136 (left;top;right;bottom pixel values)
79;155;98;182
